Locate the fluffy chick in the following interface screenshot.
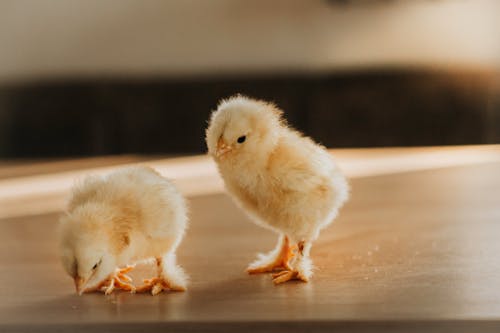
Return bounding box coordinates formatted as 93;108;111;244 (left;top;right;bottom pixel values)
206;95;349;284
59;166;188;295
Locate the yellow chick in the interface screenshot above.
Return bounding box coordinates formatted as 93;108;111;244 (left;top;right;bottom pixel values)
59;166;188;295
206;95;349;284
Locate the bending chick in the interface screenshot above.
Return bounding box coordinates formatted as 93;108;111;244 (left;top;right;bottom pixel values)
206;95;349;284
59;166;188;295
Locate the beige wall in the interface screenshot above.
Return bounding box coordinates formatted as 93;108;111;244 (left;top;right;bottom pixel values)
0;0;498;83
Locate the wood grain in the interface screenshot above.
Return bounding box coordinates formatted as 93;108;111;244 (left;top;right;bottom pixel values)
0;148;500;332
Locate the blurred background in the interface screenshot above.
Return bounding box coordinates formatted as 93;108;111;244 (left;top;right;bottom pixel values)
0;0;498;158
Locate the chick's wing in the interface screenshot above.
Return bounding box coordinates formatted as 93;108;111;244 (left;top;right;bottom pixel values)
267;138;333;194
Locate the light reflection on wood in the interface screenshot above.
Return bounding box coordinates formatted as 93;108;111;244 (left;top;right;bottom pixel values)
0;145;499;219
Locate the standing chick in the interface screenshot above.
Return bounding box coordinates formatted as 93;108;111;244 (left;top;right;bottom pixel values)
206;95;349;284
59;166;188;295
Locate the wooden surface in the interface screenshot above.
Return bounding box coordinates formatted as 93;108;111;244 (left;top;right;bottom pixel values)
1;147;500;332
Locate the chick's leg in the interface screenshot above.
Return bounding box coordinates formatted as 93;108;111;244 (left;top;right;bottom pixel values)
82;265;136;295
247;234;295;274
272;240;313;284
99;265;136;295
136;253;188;296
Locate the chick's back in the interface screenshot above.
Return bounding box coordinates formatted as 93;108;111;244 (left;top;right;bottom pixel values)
69;166;187;241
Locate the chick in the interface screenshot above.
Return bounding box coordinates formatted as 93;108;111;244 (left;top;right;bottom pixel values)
206;95;349;284
59;166;188;295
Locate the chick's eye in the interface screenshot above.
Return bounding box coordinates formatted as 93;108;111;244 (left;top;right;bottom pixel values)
237;135;246;144
92;259;101;270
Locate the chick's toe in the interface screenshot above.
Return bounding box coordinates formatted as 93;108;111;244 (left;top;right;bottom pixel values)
92;268;136;295
272;270;308;284
136;277;184;295
116;265;135;283
247;237;296;274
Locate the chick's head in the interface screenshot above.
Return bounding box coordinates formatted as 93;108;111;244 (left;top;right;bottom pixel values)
206;95;284;166
59;204;117;295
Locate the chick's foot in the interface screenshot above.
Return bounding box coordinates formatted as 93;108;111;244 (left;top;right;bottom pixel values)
272;269;309;284
247;236;296;274
272;242;313;284
136;277;185;296
116;265;134;284
96;265;136;295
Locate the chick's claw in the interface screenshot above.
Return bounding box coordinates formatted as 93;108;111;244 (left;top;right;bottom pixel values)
136;278;167;295
91;267;136;295
100;278;115;295
247;238;296;274
114;277;136;293
247;253;293;274
272;270;308;284
116;265;135;283
136;277;185;295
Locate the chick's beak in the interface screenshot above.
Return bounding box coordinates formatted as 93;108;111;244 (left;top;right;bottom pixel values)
74;276;85;296
216;137;232;158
